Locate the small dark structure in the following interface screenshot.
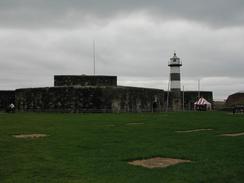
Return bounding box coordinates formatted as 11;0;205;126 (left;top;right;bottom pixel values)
226;92;244;107
232;105;244;114
225;92;244;113
0;91;15;112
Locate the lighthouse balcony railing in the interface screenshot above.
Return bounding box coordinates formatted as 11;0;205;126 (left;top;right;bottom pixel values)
168;60;182;66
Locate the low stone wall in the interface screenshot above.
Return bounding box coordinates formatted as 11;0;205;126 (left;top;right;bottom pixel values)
164;91;213;111
0;90;15;111
54;75;117;87
15;86;164;113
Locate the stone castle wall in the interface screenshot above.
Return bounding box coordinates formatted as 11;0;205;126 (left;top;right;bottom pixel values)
1;75;213;113
0;90;15;111
54;75;117;87
15;86;164;113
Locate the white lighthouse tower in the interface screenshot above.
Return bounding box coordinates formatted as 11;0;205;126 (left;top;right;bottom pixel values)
168;52;182;111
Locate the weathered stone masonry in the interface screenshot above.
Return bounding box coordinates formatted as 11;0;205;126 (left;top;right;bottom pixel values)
54;75;117;87
14;75;164;113
15;86;164;113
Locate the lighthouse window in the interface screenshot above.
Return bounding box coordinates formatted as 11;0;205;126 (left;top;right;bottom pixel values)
173;59;176;62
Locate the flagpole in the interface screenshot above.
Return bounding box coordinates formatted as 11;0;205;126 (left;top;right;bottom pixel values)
182;85;185;111
198;79;200;99
93;40;96;75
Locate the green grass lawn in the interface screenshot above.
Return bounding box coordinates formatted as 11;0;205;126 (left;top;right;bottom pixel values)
0;112;244;183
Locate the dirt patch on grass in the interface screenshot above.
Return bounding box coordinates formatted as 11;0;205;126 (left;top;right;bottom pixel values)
128;157;191;169
221;132;244;137
13;134;48;139
176;129;213;133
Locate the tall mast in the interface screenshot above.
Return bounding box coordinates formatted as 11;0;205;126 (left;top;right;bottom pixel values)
93;40;96;75
182;85;185;111
198;79;200;99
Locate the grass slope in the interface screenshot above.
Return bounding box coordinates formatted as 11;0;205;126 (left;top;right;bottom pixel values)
0;112;243;183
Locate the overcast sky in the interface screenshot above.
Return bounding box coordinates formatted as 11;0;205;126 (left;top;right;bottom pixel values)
0;0;244;100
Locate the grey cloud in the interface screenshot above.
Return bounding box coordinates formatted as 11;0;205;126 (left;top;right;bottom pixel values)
1;20;243;78
0;0;244;28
